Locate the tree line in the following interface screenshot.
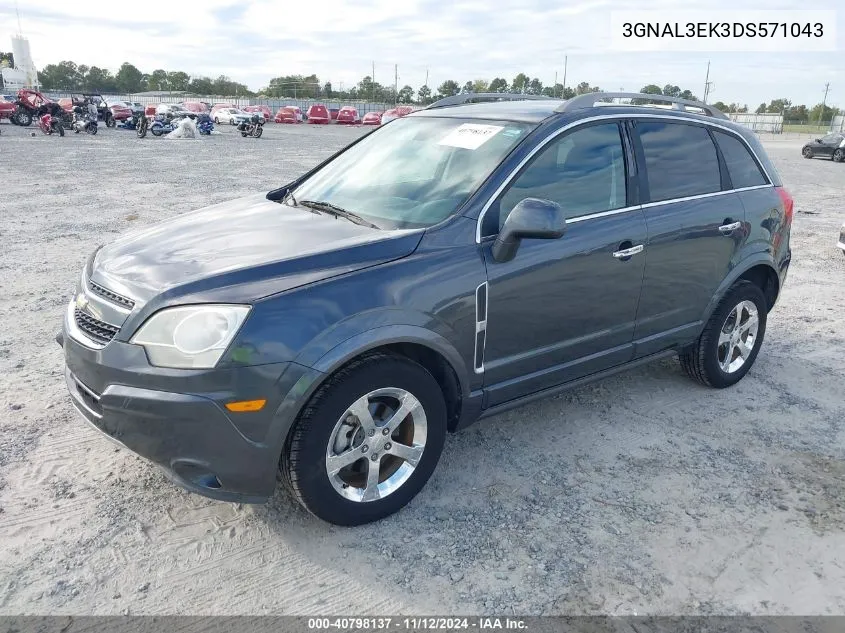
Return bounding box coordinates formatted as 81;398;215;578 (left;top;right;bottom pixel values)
6;56;840;122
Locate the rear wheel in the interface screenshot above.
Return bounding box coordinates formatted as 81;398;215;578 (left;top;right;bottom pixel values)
282;353;447;525
802;146;813;158
680;281;767;388
834;149;844;163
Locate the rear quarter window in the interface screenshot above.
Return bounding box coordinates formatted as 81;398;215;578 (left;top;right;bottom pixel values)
712;130;768;188
636;121;721;202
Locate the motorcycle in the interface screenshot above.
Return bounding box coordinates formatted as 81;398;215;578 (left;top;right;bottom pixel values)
71;105;98;135
237;114;264;138
197;113;214;135
148;112;193;137
136;112;150;138
37;103;65;137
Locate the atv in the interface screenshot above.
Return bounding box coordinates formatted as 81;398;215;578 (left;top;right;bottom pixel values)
10;88;51;127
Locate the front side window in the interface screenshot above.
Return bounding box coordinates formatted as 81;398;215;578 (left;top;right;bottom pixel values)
290;116;531;230
484;123;627;236
637;121;721;202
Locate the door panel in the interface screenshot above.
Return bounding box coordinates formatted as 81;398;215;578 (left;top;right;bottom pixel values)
633;193;747;356
483;210;647;405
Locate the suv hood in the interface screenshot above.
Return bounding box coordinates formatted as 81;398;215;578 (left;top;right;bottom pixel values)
91;194;423;304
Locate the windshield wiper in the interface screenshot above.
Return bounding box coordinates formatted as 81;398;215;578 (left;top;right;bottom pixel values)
298;200;380;229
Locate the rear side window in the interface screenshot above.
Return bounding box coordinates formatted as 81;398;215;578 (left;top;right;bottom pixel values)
712;130;768;188
637;121;721;202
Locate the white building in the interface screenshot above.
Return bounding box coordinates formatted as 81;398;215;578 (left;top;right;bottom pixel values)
1;35;40;92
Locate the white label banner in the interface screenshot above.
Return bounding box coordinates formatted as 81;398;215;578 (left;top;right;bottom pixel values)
438;124;504;150
610;10;837;52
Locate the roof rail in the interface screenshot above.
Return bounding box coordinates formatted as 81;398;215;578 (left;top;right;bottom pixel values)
555;92;729;119
426;93;553;110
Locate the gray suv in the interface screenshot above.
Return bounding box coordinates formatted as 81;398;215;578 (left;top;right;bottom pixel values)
59;92;793;525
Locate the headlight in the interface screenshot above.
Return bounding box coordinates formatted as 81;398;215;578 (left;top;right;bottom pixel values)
131;304;250;369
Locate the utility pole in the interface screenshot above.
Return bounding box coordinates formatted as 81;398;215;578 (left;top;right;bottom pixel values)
425;68;429;88
553;71;557;97
372;61;375;103
703;60;714;103
818;82;830;128
562;56;568;96
394;63;398;106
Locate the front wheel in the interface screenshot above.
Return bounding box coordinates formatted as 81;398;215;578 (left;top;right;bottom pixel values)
15;109;32;126
56;124;64;137
802;146;813;159
87;124;98;135
150;124;163;137
254;126;263;138
282;353;447;525
105;113;115;128
834;149;844;163
680;280;767;388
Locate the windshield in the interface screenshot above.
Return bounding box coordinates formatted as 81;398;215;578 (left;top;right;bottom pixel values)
289;116;532;229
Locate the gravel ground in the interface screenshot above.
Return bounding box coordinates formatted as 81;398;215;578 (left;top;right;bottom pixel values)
1;120;844;616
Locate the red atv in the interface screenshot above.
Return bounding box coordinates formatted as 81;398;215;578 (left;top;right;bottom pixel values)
10;88;51;126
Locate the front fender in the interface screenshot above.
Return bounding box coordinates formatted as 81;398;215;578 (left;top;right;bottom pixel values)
309;324;472;398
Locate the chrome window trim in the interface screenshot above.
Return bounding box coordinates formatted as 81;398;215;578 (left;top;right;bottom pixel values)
640;184;773;210
476;113;774;243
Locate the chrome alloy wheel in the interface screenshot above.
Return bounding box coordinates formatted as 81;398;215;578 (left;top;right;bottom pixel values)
325;387;427;502
718;300;759;373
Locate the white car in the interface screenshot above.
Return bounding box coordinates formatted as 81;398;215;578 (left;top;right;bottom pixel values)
213;108;252;126
156;103;193;118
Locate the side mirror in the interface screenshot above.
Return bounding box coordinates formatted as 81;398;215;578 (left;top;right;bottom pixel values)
491;198;567;263
816;138;822;143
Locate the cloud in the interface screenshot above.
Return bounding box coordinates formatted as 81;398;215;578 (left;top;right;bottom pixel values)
0;0;842;106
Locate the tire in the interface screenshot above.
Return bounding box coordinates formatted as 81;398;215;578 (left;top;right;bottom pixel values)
87;124;97;135
214;116;219;124
240;131;247;137
254;126;263;138
57;124;64;137
679;280;768;388
151;124;163;137
105;113;115;128
282;353;447;525
834;149;844;163
16;109;32;126
802;146;813;159
137;121;147;138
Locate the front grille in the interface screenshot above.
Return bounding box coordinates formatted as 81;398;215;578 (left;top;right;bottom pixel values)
88;280;135;310
74;308;120;344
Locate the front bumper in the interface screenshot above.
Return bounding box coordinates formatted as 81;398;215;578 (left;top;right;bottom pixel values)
59;314;312;503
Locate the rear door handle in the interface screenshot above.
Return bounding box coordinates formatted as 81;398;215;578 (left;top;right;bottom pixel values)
719;221;742;233
612;244;644;259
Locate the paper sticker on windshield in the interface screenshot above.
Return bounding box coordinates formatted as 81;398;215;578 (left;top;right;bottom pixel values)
438;124;504;150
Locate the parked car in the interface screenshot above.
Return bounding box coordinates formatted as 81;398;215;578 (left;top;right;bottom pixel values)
156;103;193;118
0;95;15;120
110;100;144;116
107;102;134;122
214;107;252;126
361;110;383;125
181;101;209;114
287;106;304;122
381;105;416;124
274;107;298;124
802;133;845;162
210;103;236;117
243;105;271;122
58;92;792;526
306;103;330;124
336;106;361;124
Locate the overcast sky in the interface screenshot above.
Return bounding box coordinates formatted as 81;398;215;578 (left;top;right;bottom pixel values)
1;0;842;107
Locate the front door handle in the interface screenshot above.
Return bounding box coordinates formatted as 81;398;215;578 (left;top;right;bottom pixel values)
719;221;742;234
612;244;644;259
